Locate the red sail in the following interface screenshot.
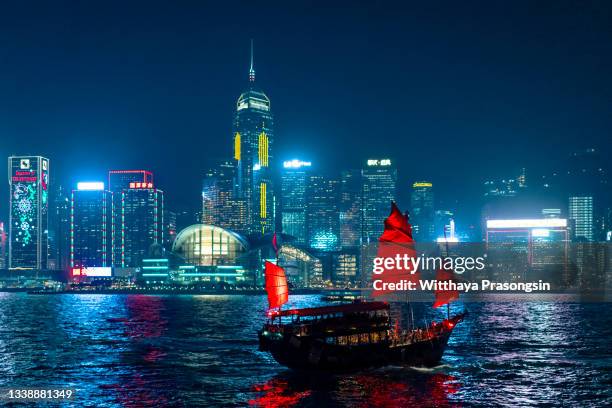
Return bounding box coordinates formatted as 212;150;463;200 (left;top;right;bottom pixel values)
373;202;420;297
433;268;459;308
380;202;414;244
265;261;288;310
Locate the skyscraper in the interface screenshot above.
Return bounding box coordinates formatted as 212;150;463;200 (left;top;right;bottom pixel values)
71;182;113;268
233;41;275;235
47;184;70;270
306;174;340;251
109;170;164;267
8;156;50;270
361;159;397;244
411;182;435;241
569;196;594;241
281;159;311;245
202;160;245;233
339;169;362;248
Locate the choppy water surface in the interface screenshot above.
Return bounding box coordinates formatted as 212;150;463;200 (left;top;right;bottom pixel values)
0;293;610;407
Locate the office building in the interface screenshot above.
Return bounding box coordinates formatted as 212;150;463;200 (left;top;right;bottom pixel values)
306;174;340;251
8;156;50;269
202;161;245;233
109;170;164;267
569;196;594;241
339;169;362;248
70;182;113;268
281;159;311;245
361;159;396;244
232;42;275;235
411;182;435;241
47;185;70;270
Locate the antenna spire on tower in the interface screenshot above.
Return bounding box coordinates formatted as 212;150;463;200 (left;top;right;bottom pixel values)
249;39;255;82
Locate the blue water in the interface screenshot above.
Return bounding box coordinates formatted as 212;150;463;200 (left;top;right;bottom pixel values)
0;293;610;407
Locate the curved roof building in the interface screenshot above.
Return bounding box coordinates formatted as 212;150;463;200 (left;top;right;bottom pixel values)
172;224;248;266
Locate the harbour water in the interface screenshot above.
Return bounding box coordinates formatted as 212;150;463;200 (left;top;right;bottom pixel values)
0;293;610;407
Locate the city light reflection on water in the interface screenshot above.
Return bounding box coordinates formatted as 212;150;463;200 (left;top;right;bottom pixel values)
0;293;609;407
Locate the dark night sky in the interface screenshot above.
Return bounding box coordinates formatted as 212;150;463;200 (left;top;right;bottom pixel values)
1;1;611;222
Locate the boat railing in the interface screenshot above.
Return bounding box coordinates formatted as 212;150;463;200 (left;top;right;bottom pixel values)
264;314;390;337
390;318;460;346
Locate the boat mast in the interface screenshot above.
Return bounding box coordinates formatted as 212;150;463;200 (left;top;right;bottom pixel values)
443;223;451;320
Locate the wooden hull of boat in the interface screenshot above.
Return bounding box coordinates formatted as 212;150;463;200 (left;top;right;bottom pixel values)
259;329;453;372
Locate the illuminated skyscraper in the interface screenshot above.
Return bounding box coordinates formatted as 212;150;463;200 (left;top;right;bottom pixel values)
411;182;435;241
109;170;164;267
70;182;113;268
361;159;397;243
8;156;50;270
281;160;311;245
306;174;340;251
339;169;362;248
569;196;594;241
47;185;70;270
202;160;245;233
233;41;274;235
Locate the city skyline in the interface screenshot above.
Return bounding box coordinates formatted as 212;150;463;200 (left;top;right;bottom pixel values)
1;2;611;221
0;5;610;407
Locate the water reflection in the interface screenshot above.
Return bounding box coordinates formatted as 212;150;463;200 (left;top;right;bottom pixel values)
249;368;461;407
0;294;609;407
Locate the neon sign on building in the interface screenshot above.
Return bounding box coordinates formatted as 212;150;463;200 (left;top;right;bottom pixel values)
8;156;49;269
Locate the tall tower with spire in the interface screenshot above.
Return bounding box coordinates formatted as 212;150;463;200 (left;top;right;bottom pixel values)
233;40;275;236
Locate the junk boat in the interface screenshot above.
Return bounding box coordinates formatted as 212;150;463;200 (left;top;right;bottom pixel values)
258;203;466;371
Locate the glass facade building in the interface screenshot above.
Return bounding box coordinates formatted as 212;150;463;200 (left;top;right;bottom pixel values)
202;160;245;233
569;196;594;241
339;169;362;248
232;45;275;235
47;185;70;270
281;160;310;245
119;187;164;267
411;182;435;241
172;224;248;267
109;170;164;267
361;159;396;244
71;183;113;268
306;174;340;251
8;156;50;270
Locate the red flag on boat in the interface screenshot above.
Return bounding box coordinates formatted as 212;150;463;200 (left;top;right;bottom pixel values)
264;261;288;310
433;267;459;308
272;232;279;255
373;202;420;297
